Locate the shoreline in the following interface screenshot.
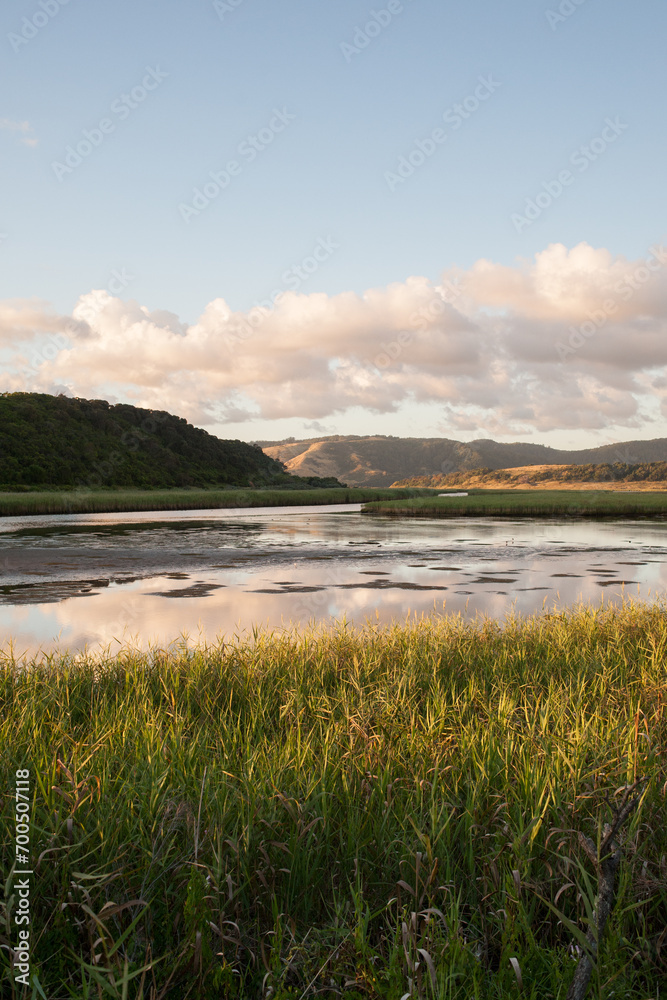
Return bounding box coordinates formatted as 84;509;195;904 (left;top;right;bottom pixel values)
363;487;667;518
0;485;436;518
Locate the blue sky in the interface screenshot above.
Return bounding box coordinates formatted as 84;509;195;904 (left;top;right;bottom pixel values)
1;0;666;448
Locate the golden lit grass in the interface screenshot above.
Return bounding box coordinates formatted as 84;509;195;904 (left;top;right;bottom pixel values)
1;599;666;997
418;464;667;491
392;464;667;492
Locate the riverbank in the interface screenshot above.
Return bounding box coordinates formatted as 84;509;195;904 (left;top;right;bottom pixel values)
2;600;665;997
364;488;667;518
0;485;436;518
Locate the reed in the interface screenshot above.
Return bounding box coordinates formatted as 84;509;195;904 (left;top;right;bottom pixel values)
0;487;436;518
363;488;667;519
1;599;665;998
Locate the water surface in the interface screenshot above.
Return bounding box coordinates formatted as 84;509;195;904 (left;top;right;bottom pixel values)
1;504;665;655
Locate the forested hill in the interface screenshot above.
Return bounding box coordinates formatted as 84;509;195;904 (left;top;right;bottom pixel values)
0;393;336;490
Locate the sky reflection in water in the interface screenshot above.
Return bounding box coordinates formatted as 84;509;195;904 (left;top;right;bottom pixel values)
1;504;666;656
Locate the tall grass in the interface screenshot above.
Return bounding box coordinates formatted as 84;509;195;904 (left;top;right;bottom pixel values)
1;599;666;998
0;487;436;518
364;488;667;519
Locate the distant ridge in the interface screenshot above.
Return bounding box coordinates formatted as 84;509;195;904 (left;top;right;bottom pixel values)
258;435;667;487
396;462;667;490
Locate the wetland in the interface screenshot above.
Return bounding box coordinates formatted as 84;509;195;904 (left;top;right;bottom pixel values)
1;502;666;655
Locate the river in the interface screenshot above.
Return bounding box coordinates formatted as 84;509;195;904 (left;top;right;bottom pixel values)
1;504;666;656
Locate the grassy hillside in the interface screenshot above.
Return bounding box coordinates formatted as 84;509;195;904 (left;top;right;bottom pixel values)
1;601;665;997
395;461;667;490
259;434;667;487
0;393;344;490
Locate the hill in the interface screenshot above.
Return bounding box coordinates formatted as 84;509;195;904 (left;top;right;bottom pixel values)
394;462;667;490
0;393;345;490
258;434;667;487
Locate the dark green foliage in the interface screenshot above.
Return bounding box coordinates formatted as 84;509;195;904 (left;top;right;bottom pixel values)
0;393;346;490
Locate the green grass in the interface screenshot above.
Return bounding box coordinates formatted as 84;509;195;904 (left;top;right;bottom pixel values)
0;486;437;518
1;599;666;998
363;488;667;519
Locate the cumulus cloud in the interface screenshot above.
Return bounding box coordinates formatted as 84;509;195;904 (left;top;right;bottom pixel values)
3;241;667;437
0;298;77;345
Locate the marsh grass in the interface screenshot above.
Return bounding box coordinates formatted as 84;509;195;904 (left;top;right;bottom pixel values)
0;487;436;518
1;600;666;998
363;489;667;519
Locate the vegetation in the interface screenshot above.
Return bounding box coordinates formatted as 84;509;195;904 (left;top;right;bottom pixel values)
397;462;667;490
1;600;666;998
363;489;667;519
259;434;667;488
0;393;345;490
0;486;436;518
6;394;667;492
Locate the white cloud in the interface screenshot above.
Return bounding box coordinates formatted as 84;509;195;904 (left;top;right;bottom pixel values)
0;298;73;344
3;241;667;438
0;118;38;147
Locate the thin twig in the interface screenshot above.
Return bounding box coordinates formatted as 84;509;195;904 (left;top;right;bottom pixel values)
566;779;645;1000
194;766;208;864
297;930;351;1000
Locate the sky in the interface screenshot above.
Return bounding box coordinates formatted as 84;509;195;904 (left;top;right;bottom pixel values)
1;0;666;449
